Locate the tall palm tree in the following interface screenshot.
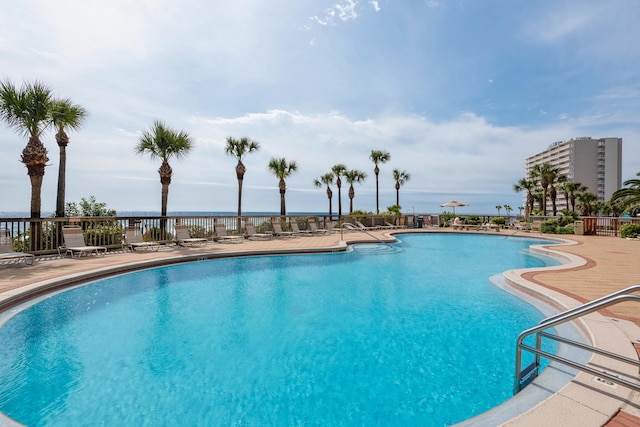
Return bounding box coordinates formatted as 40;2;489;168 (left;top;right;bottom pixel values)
561;181;586;213
513;178;536;219
268;157;298;215
392;169;411;207
50;99;88;218
547;170;566;216
611;172;640;214
135;121;193;233
331;164;347;217
495;205;502;216
504;204;512;222
369;150;391;214
344;169;367;214
529;163;557;216
0;80;54;250
313;172;335;217
224;136;260;230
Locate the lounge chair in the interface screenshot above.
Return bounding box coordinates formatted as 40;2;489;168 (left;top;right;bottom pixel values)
59;226;107;258
244;222;273;240
290;218;313;236
214;223;245;243
384;221;401;229
0;230;35;265
174;225;208;246
271;220;295;237
308;219;327;234
450;217;464;230
355;221;380;230
124;227;160;252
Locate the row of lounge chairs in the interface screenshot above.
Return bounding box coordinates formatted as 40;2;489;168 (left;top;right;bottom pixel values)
1;218;397;265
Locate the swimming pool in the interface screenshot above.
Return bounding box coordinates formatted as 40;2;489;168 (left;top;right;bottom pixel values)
0;234;560;426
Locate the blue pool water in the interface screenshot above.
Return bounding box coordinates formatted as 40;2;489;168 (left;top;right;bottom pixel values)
0;234;559;426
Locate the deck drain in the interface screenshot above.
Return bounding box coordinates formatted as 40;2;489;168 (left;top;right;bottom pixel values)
593;376;617;388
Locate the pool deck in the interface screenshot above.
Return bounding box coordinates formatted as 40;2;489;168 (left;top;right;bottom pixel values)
0;227;639;427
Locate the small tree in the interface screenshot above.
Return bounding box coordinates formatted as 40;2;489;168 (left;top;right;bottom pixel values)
344;169;367;214
369;150;391;214
268;157;298;215
392;169;411;207
313;172;335;218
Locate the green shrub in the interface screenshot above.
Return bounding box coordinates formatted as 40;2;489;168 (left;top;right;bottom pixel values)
145;227;174;242
466;215;481;225
84;225;123;246
491;217;506;225
620;223;640;239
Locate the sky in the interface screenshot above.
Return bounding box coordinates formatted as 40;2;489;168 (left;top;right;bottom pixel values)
1;0;639;216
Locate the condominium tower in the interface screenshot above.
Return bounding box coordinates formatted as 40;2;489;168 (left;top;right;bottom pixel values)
525;137;622;211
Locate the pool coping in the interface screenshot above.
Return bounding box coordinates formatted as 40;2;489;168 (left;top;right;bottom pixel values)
0;230;638;426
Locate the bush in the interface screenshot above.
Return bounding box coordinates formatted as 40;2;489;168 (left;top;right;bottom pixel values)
491;217;506;225
540;219;574;234
84;225;123;246
620;223;640;239
466;215;481;225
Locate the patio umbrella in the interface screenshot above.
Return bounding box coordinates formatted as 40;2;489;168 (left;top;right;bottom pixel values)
440;200;468;215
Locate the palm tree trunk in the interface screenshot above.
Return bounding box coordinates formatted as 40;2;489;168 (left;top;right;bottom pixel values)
279;178;287;215
326;187;333;218
395;182;400;207
374;166;380;214
237;178;244;231
22;136;48;251
336;178;342;217
29;174;44;251
56;144;67;217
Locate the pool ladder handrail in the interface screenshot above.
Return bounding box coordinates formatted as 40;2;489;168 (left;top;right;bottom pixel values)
514;284;640;394
340;222;395;249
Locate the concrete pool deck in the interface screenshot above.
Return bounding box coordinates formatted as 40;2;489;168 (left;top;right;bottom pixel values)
0;227;638;426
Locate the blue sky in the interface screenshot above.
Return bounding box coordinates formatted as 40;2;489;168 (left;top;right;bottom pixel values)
1;0;639;215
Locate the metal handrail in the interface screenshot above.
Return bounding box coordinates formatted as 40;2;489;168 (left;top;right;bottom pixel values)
514;285;640;394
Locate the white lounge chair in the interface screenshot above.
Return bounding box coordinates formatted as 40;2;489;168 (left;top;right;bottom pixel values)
59;226;107;258
271;220;295;237
124;227;160;251
384;221;401;229
290;219;313;236
308;219;327;234
356;221;380;230
244;222;272;240
214;223;245;243
174;225;207;246
0;230;35;265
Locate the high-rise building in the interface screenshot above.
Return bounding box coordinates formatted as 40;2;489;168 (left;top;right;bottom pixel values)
525;137;622;211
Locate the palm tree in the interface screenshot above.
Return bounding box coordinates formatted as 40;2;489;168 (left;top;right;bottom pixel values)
331;164;347;217
135;120;193;233
611;172;640;214
577;191;597;216
392;169;411;207
0;80;55;250
513;178;536;219
548;170;566;216
224;136;260;230
495;205;502;216
50;98;88;218
528;163;558;216
503;205;513;224
518;206;524;217
268;157;298;215
344;169;367;214
313;172;335;217
369;150;391;214
562;181;586;213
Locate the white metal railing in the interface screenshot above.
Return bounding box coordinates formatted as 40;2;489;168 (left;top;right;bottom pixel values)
514;285;640;394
